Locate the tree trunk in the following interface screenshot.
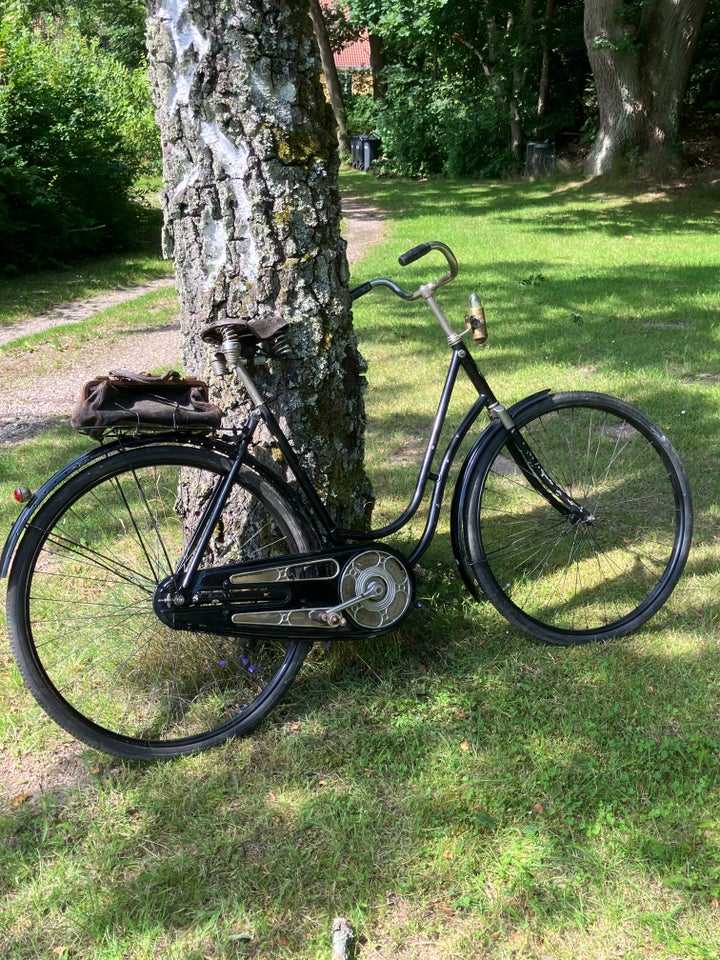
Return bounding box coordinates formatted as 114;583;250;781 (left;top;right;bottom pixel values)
145;0;372;529
510;0;534;156
536;0;556;127
308;0;350;155
369;32;386;100
584;0;710;176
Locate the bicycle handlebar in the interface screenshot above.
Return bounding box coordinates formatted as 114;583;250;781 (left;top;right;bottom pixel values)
397;242;433;266
350;240;458;303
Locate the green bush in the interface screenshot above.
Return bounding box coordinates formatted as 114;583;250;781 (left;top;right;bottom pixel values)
365;67;515;179
0;3;158;271
374;68;447;177
345;93;380;137
0;144;88;270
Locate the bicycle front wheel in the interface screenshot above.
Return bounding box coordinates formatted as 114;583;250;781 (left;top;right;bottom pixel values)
6;443;316;759
464;392;692;644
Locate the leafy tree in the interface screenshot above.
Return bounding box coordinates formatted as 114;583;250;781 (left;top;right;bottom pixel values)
0;2;153;270
329;0;716;177
686;1;720;113
25;0;148;69
334;0;585;177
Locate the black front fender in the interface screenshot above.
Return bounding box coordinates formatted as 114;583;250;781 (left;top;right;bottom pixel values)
450;390;551;599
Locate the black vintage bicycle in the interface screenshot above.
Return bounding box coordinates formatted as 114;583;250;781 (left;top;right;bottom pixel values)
2;242;693;760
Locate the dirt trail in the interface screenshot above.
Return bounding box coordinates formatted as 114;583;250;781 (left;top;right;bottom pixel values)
0;196;384;446
0;277;178;349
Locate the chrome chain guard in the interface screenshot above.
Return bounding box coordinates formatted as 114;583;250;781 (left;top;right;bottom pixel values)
154;545;415;641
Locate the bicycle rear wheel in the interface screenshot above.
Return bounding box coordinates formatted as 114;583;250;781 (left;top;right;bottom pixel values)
464;392;692;644
6;443;316;759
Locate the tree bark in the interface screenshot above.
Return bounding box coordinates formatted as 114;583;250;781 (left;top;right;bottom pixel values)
584;0;710;176
145;0;372;529
368;32;385;100
536;0;555;126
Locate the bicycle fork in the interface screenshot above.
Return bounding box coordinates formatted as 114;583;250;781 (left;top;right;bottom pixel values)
505;428;596;525
463;351;595;525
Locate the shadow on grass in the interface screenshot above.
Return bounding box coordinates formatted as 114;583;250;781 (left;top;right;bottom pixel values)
2;545;718;956
1;175;718;957
343;168;720;239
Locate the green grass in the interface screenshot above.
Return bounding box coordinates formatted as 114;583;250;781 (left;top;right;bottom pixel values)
0;202;171;328
0;286;180;364
0;252;173;328
1;168;720;959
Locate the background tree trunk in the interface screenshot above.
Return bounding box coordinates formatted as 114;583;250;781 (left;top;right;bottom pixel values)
368;33;386;100
145;0;372;529
535;0;556;128
584;0;709;176
308;0;349;154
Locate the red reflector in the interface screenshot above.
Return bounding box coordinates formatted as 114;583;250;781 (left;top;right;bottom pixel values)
13;486;32;504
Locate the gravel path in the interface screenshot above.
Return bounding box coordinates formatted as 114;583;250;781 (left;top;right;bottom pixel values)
0;196;383;446
0;277;178;348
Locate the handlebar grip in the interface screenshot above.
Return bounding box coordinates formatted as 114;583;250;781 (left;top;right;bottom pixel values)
350;282;373;302
398;243;433;267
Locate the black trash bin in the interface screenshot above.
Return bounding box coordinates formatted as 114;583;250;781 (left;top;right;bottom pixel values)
362;134;381;171
350;136;363;169
525;141;555;179
357;135;368;169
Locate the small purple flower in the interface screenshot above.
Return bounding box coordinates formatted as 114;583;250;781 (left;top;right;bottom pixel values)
218;659;227;667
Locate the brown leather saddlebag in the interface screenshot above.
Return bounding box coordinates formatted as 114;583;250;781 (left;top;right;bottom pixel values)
71;370;223;439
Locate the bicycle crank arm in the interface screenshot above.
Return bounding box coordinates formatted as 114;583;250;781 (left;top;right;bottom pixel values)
153;545;415;641
308;581;385;627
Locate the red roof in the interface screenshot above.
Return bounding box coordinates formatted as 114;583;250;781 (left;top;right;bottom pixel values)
334;36;371;70
319;0;371;71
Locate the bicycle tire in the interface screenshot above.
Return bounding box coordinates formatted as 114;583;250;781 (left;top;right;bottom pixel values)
464;392;692;644
6;443;316;759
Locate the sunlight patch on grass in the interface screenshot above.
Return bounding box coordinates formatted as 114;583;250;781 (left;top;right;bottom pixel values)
0;173;719;959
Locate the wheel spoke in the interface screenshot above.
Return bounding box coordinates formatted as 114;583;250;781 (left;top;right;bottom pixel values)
7;445;313;758
468;393;691;643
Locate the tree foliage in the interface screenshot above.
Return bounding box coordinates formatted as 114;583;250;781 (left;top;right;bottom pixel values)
334;0;714;178
338;0;586;177
22;0;148;68
0;0;157;272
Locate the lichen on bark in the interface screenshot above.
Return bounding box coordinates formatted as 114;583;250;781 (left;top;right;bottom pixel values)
145;0;372;528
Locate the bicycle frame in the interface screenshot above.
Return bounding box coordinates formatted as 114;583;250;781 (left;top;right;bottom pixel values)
255;345;493;557
172;344;493;591
175;241;591;592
